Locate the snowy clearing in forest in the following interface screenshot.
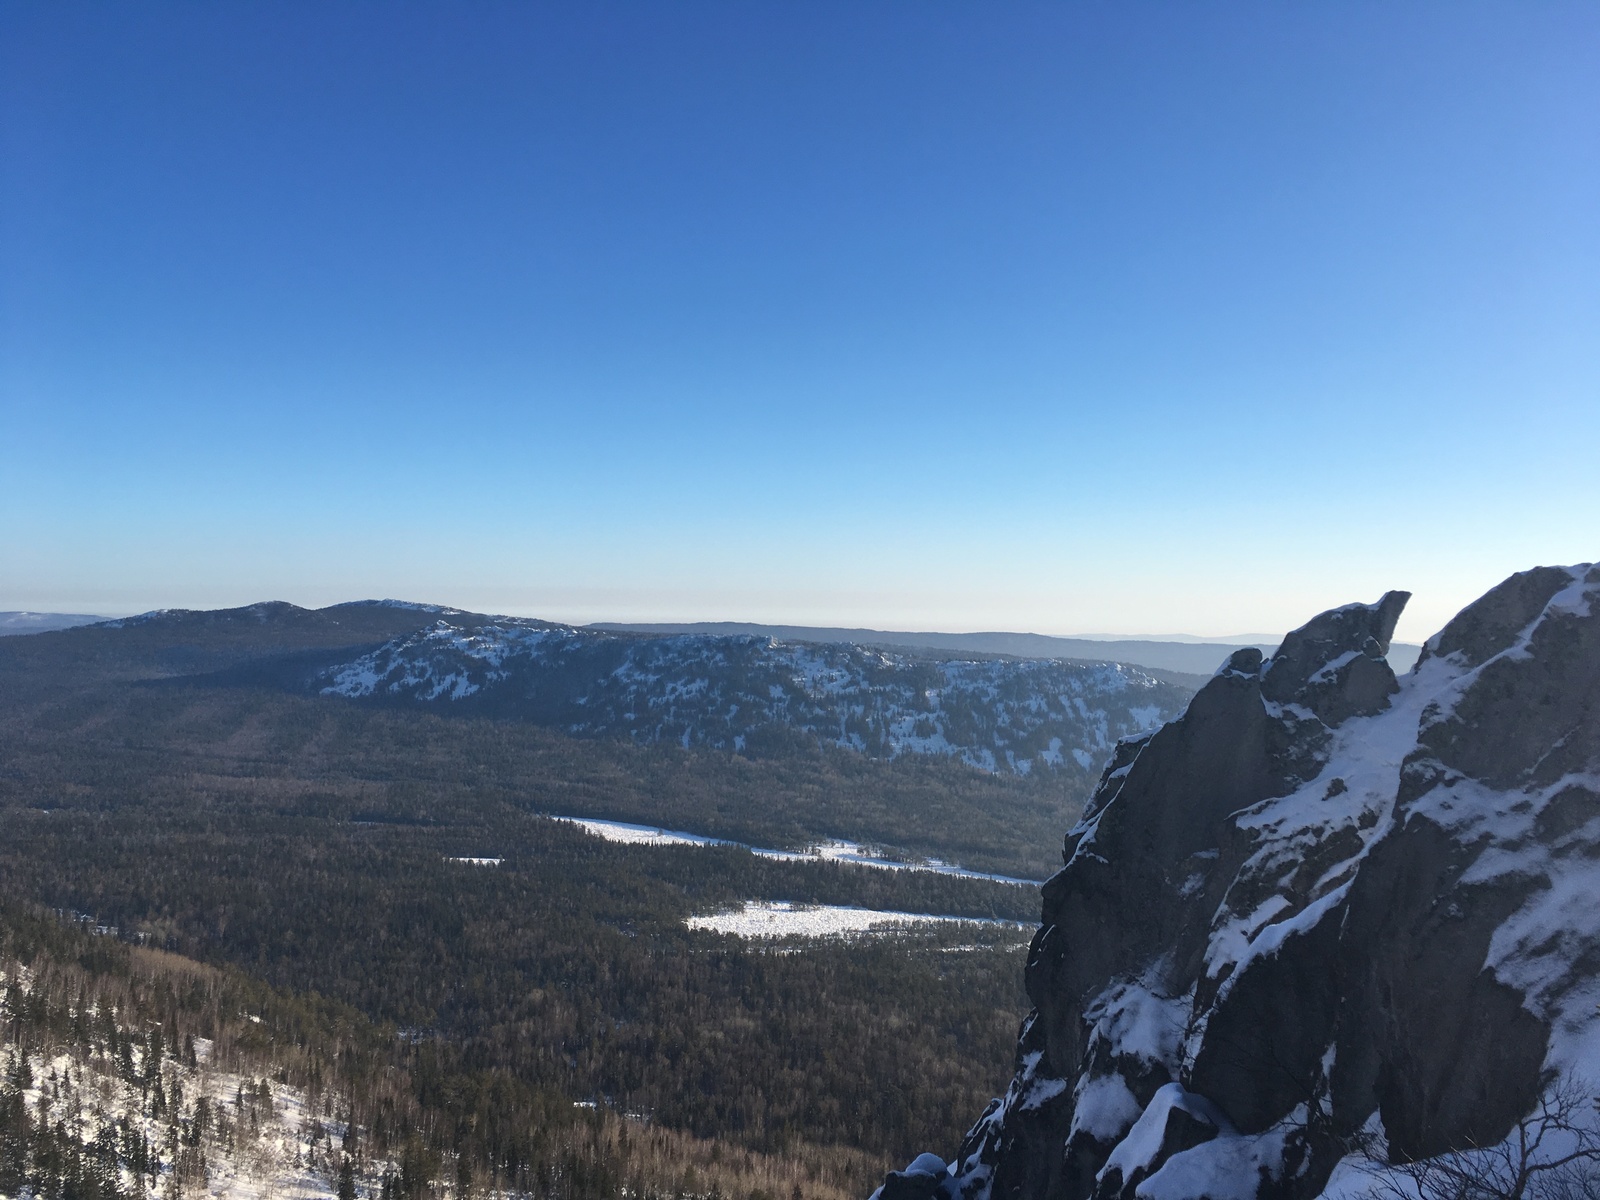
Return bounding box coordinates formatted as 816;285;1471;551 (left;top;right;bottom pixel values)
684;900;1031;940
551;816;1043;886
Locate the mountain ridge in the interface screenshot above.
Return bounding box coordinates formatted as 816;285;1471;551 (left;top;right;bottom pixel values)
593;621;1423;679
11;601;1199;780
0;610;106;635
302;615;1195;777
0;606;1424;676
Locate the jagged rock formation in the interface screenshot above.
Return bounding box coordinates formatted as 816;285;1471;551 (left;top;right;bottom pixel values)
877;564;1600;1200
313;618;1192;775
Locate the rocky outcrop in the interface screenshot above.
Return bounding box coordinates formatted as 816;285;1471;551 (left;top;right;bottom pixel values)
874;564;1600;1200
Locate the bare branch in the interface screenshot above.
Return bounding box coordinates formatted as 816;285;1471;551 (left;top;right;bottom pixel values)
1362;1077;1600;1200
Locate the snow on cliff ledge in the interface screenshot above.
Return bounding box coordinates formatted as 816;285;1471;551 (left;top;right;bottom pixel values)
874;564;1600;1200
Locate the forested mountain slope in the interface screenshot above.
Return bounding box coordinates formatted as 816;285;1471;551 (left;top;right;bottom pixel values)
0;610;1045;1190
0;900;891;1200
308;616;1190;777
0;602;1192;784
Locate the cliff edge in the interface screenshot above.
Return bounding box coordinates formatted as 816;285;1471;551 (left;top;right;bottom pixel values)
876;563;1600;1200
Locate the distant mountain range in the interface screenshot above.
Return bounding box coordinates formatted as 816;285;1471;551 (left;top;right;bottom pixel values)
0;610;106;635
3;608;1423;674
594;621;1424;677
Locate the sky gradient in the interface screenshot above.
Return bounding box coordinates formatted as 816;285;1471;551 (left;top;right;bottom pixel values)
3;2;1597;641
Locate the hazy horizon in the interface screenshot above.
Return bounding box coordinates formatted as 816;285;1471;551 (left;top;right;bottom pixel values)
0;592;1437;648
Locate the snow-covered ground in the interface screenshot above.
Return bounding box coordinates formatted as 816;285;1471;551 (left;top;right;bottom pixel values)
0;1000;349;1200
554;816;732;849
685;900;1031;940
190;1070;343;1200
552;816;1043;885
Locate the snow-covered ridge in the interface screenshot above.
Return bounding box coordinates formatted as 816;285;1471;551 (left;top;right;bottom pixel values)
314;619;1192;775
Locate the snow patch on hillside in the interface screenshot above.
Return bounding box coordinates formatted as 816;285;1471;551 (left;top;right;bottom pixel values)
0;967;357;1200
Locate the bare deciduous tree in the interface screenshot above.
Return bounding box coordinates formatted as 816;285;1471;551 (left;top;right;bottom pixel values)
1364;1078;1600;1200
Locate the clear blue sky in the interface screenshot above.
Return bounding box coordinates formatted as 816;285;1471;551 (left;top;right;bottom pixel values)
3;2;1596;641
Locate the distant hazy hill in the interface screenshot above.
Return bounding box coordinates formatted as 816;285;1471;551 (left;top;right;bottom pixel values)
0;610;105;635
594;621;1424;677
1;605;1423;672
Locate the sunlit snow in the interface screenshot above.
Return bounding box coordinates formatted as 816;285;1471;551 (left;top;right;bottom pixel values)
684;901;1030;940
552;816;1043;885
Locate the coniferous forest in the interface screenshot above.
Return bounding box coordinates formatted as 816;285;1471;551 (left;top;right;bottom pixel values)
0;617;1067;1199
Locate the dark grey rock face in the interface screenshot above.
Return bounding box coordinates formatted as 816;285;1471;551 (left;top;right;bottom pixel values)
1417;564;1600;791
881;564;1600;1200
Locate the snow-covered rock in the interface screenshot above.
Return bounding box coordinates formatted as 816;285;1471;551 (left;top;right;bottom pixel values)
885;564;1600;1200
